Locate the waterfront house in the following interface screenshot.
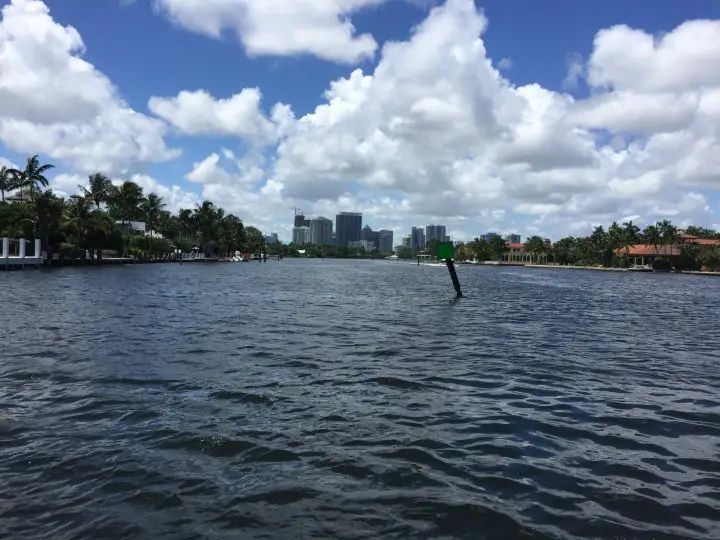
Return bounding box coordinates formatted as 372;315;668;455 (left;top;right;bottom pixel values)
504;243;548;263
614;231;720;266
114;220;164;239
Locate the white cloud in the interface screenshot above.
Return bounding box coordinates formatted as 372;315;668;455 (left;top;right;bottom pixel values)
51;173;84;196
568;91;700;135
0;0;178;174
563;53;584;90
148;89;290;144
0;156;18;169
587;20;720;93
3;0;720;242
253;0;720;238
128;174;201;213
152;0;386;63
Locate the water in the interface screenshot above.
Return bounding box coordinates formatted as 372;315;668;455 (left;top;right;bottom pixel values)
2;260;720;539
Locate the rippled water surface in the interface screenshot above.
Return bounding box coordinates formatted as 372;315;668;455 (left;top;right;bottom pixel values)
2;260;720;539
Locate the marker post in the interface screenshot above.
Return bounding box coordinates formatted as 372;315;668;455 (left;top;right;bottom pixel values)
436;241;462;297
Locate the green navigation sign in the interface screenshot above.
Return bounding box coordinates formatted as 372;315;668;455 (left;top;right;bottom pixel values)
436;241;454;261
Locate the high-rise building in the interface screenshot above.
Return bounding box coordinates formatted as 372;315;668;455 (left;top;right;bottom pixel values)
402;236;411;248
505;234;521;244
361;225;379;251
411;227;425;249
544;238;552;247
377;230;394;253
292;226;310;245
335;212;362;247
294;209;309;228
309;217;333;245
425;224;447;244
482;232;500;242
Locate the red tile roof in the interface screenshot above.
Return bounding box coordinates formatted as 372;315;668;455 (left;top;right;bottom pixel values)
614;244;680;256
694;238;720;246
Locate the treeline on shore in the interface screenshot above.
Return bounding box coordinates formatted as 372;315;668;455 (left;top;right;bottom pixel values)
452;221;720;270
0;155;276;262
394;221;720;271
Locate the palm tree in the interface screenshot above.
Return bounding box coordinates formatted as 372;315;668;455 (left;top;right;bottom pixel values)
64;195;93;250
34;190;64;262
177;208;193;237
0;166;17;203
643;224;661;255
108;181;144;229
658;219;678;256
488;236;509;261
82;173;113;210
9;155;54;203
470;237;492;261
621;221;640;256
193;201;220;254
139;193;166;234
552;237;576;265
606;222;623;265
524;236;546;264
589;225;608;264
246;226;265;255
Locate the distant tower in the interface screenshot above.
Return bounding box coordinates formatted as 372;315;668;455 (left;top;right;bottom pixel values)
294;208;309;228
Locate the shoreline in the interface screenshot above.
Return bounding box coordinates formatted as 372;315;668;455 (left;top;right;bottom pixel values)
0;256;223;270
482;262;720;276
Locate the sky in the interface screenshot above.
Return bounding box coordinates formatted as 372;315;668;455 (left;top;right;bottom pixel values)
1;0;720;243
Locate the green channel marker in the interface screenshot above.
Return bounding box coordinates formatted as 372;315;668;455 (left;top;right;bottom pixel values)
436;241;462;297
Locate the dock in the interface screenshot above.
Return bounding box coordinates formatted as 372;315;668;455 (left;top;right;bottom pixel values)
1;237;223;270
1;238;42;269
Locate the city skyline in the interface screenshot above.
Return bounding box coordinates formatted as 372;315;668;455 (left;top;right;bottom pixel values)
291;210;397;251
288;208;540;250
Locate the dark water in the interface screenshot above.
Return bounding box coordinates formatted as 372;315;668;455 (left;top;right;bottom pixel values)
2;260;720;539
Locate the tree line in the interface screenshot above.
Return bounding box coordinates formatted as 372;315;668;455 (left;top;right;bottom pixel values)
449;220;720;270
0;155;269;262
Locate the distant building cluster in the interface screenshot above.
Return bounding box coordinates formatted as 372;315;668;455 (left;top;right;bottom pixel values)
264;232;279;244
288;211;556;255
290;209;394;253
400;224;451;251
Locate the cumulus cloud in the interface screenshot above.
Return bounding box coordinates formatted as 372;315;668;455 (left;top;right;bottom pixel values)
128;174;201;213
140;0;720;239
148;89;292;145
254;0;720;237
3;0;720;241
587;20;720;93
0;0;178;174
151;0;386;63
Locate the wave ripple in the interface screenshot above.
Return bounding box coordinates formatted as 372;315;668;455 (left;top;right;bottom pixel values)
1;261;720;539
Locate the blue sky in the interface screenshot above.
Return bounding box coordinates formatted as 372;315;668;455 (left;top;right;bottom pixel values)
1;0;719;241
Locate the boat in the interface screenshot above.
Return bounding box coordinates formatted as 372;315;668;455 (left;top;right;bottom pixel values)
628;264;653;272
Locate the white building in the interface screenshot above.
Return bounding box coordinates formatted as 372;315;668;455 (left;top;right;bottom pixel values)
309;217;333;245
348;240;376;252
292;226;310;245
